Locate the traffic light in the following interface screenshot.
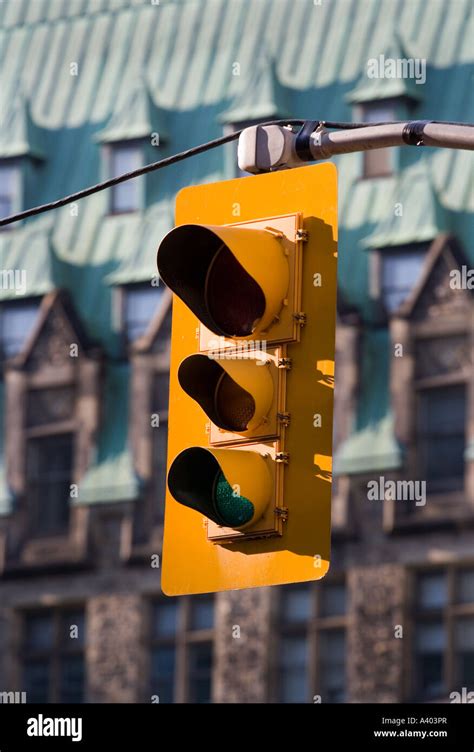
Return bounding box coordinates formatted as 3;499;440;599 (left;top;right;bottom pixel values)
158;163;338;595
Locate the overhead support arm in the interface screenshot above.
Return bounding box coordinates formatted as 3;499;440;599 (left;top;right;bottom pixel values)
238;121;474;174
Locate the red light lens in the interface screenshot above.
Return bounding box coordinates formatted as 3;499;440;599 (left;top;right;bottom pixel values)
205;245;265;337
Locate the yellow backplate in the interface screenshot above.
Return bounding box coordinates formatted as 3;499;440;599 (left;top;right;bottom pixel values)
162;163;338;595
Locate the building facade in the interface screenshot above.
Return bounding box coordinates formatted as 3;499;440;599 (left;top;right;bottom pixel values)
0;0;473;703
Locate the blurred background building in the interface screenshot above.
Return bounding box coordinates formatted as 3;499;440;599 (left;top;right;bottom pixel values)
0;0;473;703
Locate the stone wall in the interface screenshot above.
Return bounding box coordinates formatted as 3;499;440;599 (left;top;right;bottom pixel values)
214;587;272;703
348;564;405;703
87;593;144;703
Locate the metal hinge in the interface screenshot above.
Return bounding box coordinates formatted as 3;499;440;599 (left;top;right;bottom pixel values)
293;312;307;326
275;506;289;522
275;452;290;464
277;357;292;370
277;412;291;427
296;228;308;242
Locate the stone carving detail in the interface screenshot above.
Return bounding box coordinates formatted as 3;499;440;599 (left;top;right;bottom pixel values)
27;309;75;371
415;334;470;379
26;385;76;427
413;256;470;322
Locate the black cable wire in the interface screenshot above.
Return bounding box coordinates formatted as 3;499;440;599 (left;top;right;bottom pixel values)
0;119;305;228
1;118;472;228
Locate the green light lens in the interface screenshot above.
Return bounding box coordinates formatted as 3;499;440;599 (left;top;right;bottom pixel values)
214;471;254;527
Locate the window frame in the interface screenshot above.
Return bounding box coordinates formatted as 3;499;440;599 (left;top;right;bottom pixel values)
413;330;468;497
358;101;396;178
106;140;144;215
415;382;467;494
147;596;215;703
119;282;166;346
378;244;428;315
0;158;22;226
0;298;41;360
20;604;86;704
24;375;78;539
25;431;75;538
408;565;474;701
272;576;348;703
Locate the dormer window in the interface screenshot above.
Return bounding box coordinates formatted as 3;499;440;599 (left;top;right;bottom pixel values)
123;282;164;342
96;78;167;213
361;102;396;125
361;102;395;178
380;244;427;313
348;37;423;180
0;160;22;222
109;142;143;214
0;94;45;225
0;299;40;359
386;236;473;531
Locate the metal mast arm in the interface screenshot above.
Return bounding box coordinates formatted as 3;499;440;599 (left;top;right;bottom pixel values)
238;121;474;174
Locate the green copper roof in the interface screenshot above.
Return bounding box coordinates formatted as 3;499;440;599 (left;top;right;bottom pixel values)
95;76;169;144
220;56;290;123
362;161;447;249
334;415;402;475
347;34;424;104
106;200;172;284
0;91;46;159
76;364;139;504
0;218;56;301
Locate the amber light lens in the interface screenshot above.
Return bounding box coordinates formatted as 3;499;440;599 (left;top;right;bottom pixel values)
214;373;255;432
205;244;265;337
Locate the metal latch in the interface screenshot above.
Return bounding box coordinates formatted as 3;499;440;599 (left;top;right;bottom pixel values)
293;312;307;326
275;506;289;521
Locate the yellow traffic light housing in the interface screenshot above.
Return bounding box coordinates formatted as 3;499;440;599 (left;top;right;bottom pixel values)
159;213;304;348
159;163;338;595
158;223;289;339
178;352;275;437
